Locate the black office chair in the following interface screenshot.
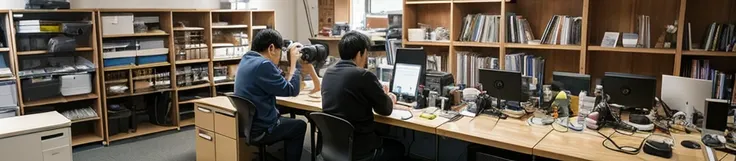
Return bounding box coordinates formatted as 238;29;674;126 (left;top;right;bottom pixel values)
309;112;356;161
227;94;284;161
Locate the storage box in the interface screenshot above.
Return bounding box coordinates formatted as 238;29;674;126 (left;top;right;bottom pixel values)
136;48;169;65
138;38;165;49
21;76;61;102
60;73;92;96
102;13;135;36
0;106;17;119
0;80;18;108
103;50;137;67
107;107;132;136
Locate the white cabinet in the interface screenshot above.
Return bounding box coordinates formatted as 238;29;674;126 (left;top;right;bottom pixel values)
0;112;72;161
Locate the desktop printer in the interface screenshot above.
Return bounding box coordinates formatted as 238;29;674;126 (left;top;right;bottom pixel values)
426;71;454;96
26;0;70;9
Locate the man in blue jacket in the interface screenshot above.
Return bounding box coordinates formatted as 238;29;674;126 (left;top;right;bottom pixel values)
234;29;310;161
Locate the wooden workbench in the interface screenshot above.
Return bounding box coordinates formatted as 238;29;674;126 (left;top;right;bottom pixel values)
275;92;449;134
436;115;552;155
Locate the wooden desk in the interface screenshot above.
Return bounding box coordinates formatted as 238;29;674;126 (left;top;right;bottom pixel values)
275;92;449;134
723;154;734;161
437;115;552;155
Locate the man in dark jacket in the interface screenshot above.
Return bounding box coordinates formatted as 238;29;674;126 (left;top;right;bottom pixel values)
234;29;312;161
321;31;406;161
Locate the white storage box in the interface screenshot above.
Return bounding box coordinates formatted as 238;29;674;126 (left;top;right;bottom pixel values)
102;13;135;36
0;80;18;108
0;106;17;119
408;28;425;42
60;73;92;96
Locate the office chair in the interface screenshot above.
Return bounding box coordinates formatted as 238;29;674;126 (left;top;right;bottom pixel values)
227;94;284;161
309;112;356;161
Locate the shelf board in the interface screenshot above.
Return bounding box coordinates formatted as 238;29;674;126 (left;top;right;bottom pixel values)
108;88;173;99
404;41;450;46
132;75;156;80
72;133;103;146
103;32;169;38
252;26;268;30
212;25;249;29
17;47;94;56
71;117;100;124
683;50;736;57
180;118;195;127
173;27;205;31
175;59;210;65
213;57;242;62
406;0;451;4
452;0;507;3
453;41;500;48
177;83;211;91
24;93;98;108
109;122;178;142
104;79;128;84
505;43;581;51
104;62;171;72
179;99;198;104
0;48;9;52
0;77;16;81
215;81;234;86
588;46;675;55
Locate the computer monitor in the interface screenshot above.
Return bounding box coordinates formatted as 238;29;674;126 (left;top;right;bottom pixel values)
661;75;712;113
703;99;730;135
388;14;402;29
391;63;422;97
478;69;523;102
390;48;427;92
553;71;591;96
602;72;657;108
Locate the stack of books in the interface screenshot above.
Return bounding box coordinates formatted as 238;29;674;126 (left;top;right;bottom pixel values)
694;22;736;52
16;20;61;33
459;14;501;43
637;15;651;48
539;15;582;45
455;51;499;87
505;53;545;87
506;13;534;44
681;59;735;100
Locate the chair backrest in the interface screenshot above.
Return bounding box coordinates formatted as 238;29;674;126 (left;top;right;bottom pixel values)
309;112;355;161
226;94;261;144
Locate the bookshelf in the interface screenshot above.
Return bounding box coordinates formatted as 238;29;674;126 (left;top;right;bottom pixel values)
8;10;105;147
403;0;726;95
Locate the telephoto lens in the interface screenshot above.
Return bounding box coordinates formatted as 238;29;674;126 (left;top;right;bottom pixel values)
299;44;328;63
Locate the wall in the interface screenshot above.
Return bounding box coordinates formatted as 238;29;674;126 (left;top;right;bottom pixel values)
70;0;220;9
296;0;319;44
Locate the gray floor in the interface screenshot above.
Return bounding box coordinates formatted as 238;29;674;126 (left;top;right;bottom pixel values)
73;116;315;161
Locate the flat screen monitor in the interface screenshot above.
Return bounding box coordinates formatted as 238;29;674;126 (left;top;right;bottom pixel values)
390;48;427;92
703;99;730;135
478;69;523;102
391;63;422;97
661;75;712;113
603;72;657;108
388;14;402;29
553;71;591;96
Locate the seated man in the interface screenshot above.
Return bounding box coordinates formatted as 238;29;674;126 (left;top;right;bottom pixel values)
321;31;406;161
234;29;311;161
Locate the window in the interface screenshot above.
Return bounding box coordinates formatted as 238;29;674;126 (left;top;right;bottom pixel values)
369;0;402;14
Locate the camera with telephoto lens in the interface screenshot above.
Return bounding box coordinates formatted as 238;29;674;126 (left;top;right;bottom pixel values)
283;40;328;64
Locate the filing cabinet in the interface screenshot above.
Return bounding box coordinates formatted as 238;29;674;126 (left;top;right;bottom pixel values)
0;112;72;161
194;97;256;161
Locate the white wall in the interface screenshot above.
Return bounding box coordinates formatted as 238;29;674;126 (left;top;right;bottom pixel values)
296;0;319;44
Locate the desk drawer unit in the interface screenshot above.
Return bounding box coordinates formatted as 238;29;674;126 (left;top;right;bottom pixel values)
196;128;216;161
215;134;237;161
214;111;237;139
195;105;214;131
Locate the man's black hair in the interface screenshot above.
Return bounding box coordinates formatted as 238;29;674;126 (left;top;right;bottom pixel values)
251;29;284;52
338;31;372;60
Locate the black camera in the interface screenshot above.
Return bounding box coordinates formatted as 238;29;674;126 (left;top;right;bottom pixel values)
283;40;328;64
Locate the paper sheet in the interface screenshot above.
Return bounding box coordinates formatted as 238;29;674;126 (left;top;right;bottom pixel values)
389;109;413;120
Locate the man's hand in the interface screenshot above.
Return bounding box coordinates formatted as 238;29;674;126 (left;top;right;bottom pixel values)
285;42;302;81
387;93;397;105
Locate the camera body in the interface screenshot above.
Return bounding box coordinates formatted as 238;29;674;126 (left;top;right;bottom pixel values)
283;40;328;64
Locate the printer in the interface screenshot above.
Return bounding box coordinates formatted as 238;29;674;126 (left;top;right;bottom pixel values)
26;0;71;9
425;71;454;96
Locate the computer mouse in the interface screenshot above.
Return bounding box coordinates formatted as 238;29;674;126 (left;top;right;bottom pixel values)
702;134;725;147
681;140;701;149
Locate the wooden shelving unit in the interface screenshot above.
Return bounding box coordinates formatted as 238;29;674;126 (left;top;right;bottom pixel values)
403;0;701;91
8;9;104;147
0;8;273;146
